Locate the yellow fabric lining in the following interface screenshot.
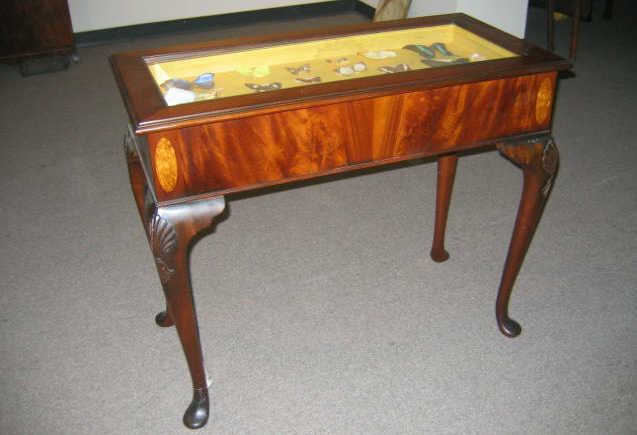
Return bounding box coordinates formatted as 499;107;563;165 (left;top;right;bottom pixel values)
147;24;517;105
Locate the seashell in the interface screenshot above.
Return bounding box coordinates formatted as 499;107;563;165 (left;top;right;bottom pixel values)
335;65;354;76
362;50;397;59
335;62;366;76
353;62;367;72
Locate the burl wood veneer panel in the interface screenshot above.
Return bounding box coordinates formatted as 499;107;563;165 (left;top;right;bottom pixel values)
148;72;556;202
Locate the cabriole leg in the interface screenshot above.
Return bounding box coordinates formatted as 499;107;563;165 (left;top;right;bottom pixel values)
431;153;458;262
124;131;225;429
147;199;225;429
495;136;559;338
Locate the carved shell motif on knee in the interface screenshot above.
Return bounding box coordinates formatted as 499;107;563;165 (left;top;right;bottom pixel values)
149;212;178;284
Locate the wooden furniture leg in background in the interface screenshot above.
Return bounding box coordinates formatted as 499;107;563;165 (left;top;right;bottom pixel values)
495;136;559;338
570;0;582;59
546;0;582;59
431;153;458;263
547;0;556;52
125;132;225;429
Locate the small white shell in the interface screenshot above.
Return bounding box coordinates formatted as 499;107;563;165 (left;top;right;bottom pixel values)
362;50;397;59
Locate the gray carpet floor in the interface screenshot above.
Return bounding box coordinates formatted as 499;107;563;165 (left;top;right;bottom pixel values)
1;3;635;434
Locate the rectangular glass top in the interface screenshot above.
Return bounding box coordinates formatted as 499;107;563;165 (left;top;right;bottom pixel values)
145;24;517;106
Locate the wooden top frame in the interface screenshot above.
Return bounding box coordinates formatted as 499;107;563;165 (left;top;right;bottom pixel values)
111;13;570;134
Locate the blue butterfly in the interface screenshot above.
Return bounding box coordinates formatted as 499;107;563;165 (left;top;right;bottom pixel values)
193;73;215;89
161;73;215;91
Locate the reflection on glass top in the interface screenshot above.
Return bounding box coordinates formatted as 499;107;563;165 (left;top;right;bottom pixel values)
145;24;517;106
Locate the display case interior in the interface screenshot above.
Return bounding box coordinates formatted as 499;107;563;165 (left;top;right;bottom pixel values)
145;24;517;105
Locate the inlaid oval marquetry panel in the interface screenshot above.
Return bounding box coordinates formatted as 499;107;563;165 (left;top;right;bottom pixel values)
154;137;178;193
535;77;553;125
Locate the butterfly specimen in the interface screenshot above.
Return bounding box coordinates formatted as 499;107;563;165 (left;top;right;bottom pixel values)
378;64;411;74
245;82;282;92
161;73;215;91
160;78;193;91
286;64;311;75
192;73;215;89
432;42;452;56
295;77;321;83
403;43;469;68
421;57;470;67
403;44;435;58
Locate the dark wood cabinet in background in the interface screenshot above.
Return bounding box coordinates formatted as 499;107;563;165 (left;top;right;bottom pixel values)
0;0;75;74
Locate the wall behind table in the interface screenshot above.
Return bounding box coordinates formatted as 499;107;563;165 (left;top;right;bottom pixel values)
360;0;528;38
68;0;335;32
69;0;528;38
455;0;529;38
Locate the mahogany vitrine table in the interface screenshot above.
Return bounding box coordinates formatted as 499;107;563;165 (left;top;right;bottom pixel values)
111;14;570;429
